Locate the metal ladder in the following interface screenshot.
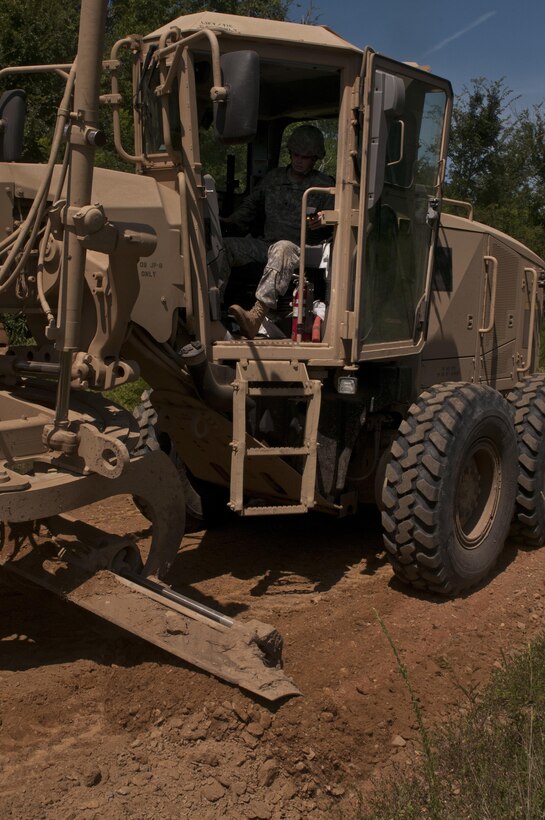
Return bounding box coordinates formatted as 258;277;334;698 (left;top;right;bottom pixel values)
230;360;322;516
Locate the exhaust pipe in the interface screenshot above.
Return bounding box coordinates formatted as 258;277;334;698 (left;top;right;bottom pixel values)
179;341;234;414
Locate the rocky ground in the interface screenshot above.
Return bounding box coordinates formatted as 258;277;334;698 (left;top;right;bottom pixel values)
2;495;544;818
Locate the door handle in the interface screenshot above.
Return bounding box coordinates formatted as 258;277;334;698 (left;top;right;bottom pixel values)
479;255;498;334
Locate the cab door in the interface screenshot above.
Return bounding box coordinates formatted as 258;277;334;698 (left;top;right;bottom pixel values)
353;53;452;361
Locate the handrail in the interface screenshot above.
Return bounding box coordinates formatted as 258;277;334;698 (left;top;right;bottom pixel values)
109;36;145;165
517;267;539;375
297;187;335;342
154;28;225;101
0;64;72;81
479;255;498;334
442;198;474;221
177;171;194;334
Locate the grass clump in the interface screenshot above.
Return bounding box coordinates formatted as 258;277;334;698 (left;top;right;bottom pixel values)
363;627;545;819
106;377;148;412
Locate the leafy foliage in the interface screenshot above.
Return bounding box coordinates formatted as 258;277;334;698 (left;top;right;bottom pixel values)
446;77;545;259
447;78;515;206
2;314;33;345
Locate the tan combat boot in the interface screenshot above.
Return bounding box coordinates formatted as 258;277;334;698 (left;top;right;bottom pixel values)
229;301;269;339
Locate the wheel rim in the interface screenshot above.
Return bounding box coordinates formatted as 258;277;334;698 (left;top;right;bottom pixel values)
455;438;502;549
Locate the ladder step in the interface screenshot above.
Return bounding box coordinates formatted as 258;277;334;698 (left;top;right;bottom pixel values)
248;386;315;398
246;446;309;457
241;503;308;516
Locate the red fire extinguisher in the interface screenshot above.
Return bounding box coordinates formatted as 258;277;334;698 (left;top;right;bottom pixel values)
291;280;312;341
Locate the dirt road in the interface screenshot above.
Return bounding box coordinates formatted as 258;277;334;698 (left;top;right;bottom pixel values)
1;496;544;818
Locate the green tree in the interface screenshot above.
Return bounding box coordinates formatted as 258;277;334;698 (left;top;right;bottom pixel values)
515;105;545;233
446;78;545;258
446;77;516;206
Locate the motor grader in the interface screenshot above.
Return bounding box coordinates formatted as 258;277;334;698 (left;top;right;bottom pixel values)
0;0;544;697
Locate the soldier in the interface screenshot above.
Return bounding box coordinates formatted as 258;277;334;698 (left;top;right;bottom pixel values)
220;124;334;339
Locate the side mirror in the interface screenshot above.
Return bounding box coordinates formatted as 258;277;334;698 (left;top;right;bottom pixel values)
366;72;405;209
214;51;259;144
0;89;26;162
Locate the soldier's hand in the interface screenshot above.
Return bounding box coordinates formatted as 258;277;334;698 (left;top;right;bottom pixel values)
307;211;323;231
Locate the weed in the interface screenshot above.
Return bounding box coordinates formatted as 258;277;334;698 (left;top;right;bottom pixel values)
362;631;545;819
373;610;439;818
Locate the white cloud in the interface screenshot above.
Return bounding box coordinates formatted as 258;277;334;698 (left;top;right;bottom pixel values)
426;11;497;55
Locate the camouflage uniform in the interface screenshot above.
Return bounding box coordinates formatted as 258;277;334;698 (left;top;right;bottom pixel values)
218;165;334;309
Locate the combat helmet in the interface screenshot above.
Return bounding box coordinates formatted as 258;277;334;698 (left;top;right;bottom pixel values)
286;124;325;159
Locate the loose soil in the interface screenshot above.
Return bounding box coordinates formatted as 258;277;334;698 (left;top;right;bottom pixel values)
1;496;544;819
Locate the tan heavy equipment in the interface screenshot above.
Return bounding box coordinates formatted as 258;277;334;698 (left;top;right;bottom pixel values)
0;0;544;696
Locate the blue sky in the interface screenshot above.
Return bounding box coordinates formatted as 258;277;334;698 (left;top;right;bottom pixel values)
297;0;544;109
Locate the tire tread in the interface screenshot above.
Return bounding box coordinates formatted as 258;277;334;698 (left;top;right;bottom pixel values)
382;382;516;595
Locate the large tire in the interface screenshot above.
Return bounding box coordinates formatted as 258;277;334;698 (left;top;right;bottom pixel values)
507;374;545;546
382;382;518;595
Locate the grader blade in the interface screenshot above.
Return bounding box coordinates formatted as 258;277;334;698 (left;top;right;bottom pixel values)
0;516;299;702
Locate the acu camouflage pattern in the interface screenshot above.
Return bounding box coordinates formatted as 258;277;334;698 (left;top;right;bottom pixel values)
286;124;326;159
227;165;333;245
219;236;300;309
219;165;333;309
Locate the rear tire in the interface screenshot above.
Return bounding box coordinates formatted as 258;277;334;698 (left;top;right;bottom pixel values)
507;374;545;546
382;382;518;595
